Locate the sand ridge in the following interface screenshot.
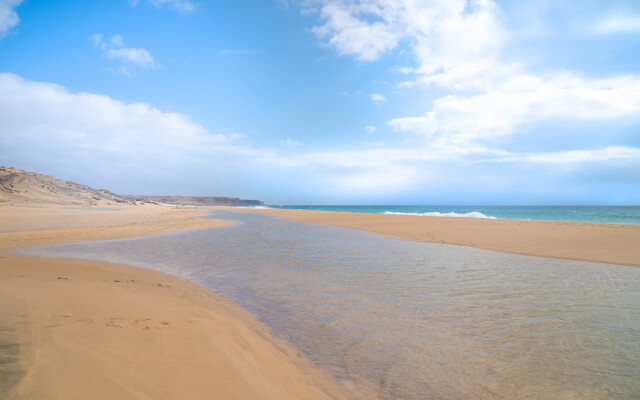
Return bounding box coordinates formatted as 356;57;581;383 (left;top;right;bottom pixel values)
226;207;640;267
0;204;349;400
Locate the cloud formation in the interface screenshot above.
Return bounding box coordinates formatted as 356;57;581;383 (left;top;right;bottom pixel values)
593;14;640;34
306;0;640;151
281;139;301;147
388;74;640;145
310;0;504;88
0;0;23;38
0;73;245;170
1;73;638;202
131;0;195;13
371;93;387;104
92;33;158;74
312;3;400;61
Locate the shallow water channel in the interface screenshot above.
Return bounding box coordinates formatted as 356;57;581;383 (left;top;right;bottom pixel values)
24;211;640;399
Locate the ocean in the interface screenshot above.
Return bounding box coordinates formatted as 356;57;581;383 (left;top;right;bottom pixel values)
23;210;640;399
264;205;640;225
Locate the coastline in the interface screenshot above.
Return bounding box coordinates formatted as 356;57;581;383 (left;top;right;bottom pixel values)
3;203;638;398
226;207;640;267
0;204;349;399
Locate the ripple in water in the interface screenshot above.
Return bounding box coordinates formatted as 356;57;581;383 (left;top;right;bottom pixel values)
24;211;640;399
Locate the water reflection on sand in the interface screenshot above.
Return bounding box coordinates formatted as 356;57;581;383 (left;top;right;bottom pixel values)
25;211;640;399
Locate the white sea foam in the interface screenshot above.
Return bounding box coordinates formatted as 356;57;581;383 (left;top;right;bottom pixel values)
232;205;272;209
383;211;497;219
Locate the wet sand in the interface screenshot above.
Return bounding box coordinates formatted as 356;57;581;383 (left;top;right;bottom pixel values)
228;207;640;266
0;204;348;399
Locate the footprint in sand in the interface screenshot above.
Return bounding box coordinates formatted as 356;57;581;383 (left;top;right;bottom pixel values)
105;318;124;328
132;318;152;330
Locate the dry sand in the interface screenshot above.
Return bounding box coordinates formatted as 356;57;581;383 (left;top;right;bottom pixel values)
228;207;640;267
0;204;348;400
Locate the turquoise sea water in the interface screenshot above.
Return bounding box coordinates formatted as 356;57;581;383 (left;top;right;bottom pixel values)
265;205;640;225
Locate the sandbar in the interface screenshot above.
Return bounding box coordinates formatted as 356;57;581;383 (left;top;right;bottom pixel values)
227;207;640;267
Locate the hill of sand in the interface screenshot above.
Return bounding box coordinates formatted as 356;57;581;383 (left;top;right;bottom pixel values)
0;167;263;208
133;195;264;207
0;167;142;207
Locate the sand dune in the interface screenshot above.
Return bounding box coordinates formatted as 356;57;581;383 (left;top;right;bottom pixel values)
0;167;142;207
0;167;264;208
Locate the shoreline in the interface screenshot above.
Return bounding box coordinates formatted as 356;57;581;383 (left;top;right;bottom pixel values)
225;207;640;267
3;203;638;398
0;204;349;399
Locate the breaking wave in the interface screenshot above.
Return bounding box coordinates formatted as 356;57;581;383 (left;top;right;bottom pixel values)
383;211;497;219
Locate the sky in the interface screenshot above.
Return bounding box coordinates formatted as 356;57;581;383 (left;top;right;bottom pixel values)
0;0;639;205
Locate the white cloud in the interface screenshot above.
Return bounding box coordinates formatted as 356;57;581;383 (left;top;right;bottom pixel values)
308;0;506;89
371;93;386;104
261;143;640;199
395;66;414;74
593;15;640;34
397;80;415;88
280;145;493;169
151;0;195;12
281;139;301;147
510;147;640;164
306;0;640;154
274;141;640;173
1;73;638;201
131;0;195;12
110;34;124;47
92;34;158;74
364;125;376;134
107;47;157;68
0;0;23;38
336;166;420;193
91;33;104;48
311;3;400;61
0;73;249;167
389;74;640;143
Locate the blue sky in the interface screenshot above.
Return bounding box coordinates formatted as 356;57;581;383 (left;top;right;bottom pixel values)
0;0;639;204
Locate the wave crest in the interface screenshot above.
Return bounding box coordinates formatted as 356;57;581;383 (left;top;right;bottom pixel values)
383;211;497;219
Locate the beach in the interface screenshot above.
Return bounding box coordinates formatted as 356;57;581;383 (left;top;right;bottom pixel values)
2;204;640;399
4;0;640;397
229;207;640;266
0;204;348;400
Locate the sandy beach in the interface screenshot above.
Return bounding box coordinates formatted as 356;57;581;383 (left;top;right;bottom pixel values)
229;207;640;267
0;204;348;400
2;203;639;399
3;0;640;396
